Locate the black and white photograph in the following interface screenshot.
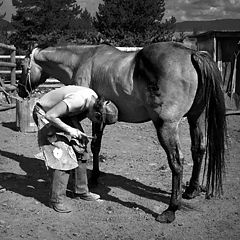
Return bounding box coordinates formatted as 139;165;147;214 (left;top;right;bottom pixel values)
0;0;240;239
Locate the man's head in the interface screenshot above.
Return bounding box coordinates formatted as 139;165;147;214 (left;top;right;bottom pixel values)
89;97;118;125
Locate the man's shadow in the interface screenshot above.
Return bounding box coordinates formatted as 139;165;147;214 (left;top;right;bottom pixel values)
0;149;50;206
0;149;194;217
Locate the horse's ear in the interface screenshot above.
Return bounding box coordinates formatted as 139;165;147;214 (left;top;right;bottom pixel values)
28;42;38;53
27;42;38;53
25;42;38;57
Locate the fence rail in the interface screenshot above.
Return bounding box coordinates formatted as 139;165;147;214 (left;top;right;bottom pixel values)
0;43;17;111
0;43;16;86
0;55;23;75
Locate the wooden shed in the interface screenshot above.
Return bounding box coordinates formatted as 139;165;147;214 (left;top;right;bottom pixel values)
193;30;240;110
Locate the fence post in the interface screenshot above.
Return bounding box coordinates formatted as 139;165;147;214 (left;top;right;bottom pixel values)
10;47;16;86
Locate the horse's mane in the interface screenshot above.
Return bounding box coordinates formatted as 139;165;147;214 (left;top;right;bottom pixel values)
35;42;117;57
37;43;52;50
36;40;114;50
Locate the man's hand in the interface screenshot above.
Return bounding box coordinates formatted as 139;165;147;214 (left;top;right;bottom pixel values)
68;127;95;140
68;127;80;139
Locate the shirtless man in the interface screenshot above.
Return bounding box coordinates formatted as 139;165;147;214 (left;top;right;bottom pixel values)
33;85;118;213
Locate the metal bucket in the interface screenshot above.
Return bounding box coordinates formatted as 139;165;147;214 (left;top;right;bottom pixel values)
16;98;39;133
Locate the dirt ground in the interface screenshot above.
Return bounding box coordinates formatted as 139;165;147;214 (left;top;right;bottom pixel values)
0;106;240;240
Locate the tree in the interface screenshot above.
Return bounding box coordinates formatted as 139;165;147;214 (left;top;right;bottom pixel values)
0;0;6;19
94;0;176;46
68;8;99;44
10;0;93;51
0;1;8;45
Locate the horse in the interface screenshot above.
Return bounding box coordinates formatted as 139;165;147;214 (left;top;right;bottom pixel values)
18;42;226;223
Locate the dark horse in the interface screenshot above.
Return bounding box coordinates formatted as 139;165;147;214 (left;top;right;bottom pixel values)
18;42;226;223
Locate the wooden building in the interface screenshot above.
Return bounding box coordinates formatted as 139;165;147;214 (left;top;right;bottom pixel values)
193;30;240;110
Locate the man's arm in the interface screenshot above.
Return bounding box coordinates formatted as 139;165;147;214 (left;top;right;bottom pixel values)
44;101;84;138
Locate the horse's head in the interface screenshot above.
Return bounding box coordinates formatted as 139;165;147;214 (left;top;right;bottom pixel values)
17;48;48;98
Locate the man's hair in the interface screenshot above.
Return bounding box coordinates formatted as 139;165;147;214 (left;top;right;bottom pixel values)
93;96;105;113
93;96;118;125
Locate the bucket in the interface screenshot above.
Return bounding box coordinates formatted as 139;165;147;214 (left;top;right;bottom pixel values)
16;98;39;133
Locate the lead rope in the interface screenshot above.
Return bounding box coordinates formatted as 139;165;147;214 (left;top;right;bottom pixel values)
27;49;35;95
17;47;39;99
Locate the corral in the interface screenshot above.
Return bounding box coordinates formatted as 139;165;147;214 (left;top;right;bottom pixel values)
0;43;240;239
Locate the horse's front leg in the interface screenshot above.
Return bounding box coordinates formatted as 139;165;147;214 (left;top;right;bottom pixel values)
90;122;105;184
153;120;184;223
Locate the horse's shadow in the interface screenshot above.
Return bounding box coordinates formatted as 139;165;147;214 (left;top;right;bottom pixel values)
0;149;194;217
87;170;172;218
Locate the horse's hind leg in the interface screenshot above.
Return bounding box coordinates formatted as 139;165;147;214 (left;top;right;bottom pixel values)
153;119;184;223
183;115;206;199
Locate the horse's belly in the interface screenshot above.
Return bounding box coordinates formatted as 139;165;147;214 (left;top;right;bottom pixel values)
105;95;150;123
117;103;150;123
94;76;150;122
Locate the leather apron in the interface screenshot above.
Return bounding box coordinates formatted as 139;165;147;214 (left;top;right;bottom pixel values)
33;103;79;170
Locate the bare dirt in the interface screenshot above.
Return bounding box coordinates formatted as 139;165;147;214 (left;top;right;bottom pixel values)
0;107;240;240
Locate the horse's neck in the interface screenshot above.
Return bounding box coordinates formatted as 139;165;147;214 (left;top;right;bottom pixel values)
36;48;81;84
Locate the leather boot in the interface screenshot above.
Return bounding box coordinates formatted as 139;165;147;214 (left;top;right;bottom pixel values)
49;169;72;213
74;160;100;201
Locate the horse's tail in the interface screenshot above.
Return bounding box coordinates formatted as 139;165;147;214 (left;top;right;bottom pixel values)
191;51;226;198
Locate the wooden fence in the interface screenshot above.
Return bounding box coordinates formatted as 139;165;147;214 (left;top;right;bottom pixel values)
0;43;21;110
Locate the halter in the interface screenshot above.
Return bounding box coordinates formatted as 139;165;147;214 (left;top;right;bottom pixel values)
18;48;39;97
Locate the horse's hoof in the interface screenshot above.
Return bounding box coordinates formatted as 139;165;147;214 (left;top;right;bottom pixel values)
156;210;175;223
182;186;200;199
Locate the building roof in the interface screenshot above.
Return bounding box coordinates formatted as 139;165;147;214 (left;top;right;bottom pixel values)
192;30;240;39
